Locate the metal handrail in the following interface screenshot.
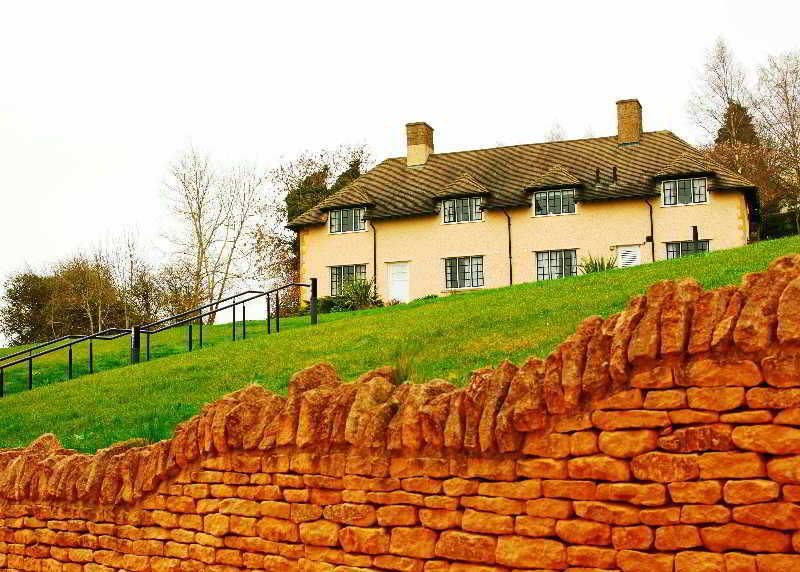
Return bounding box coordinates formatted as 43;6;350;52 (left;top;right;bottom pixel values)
0;328;129;370
0;279;318;397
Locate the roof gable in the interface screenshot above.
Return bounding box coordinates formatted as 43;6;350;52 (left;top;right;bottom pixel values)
433;173;490;199
526;164;582;192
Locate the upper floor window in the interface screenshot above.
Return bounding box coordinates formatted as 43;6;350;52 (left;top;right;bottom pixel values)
662;178;707;206
534;189;576;216
443;197;482;223
444;256;484;289
666;240;710;259
536;249;578;280
330;207;366;233
330;264;366;295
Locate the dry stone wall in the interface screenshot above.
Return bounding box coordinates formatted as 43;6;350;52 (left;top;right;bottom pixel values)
2;255;800;572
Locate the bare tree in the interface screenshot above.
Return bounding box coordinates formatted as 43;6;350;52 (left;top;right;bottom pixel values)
688;37;750;143
163;145;265;323
105;228;143;328
545;122;566;142
751;51;800;232
252;144;372;310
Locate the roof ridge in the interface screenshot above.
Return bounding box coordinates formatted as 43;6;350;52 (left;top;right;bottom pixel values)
380;130;678;161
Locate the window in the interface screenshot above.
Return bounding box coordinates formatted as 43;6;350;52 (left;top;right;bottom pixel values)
662;178;707;206
536;249;578;280
444;256;484;289
534;189;576;216
330;207;366;233
330;264;367;295
666;240;710;259
443;197;482;223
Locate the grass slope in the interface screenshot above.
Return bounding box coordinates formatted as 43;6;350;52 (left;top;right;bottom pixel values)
1;235;799;453
0;313;340;395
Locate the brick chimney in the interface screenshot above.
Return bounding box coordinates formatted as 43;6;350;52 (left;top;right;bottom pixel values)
406;122;434;167
616;99;642;146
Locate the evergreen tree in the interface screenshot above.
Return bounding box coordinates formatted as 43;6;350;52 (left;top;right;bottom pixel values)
715;101;759;145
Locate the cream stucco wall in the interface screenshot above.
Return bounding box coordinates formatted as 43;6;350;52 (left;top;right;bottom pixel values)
297;183;749;301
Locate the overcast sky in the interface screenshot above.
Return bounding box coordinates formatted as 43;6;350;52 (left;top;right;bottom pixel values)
1;0;799;343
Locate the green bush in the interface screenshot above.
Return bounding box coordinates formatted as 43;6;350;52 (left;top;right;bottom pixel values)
339;279;381;310
580;254;618;274
317;296;344;314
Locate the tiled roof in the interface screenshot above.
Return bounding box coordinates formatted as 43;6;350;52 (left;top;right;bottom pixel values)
288;131;756;228
433;173;489;199
527;164;581;191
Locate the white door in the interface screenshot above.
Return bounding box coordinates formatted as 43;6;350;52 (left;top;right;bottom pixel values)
388;262;410;303
618;245;641;268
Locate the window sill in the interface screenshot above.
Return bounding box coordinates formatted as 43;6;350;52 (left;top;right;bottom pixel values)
531;212;577;218
442;219;484;225
442;287;484;294
329;229;369;235
660;202;709;208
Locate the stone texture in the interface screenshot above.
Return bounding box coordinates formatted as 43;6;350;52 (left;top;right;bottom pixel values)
699;452;766;479
723;480;780;504
687;387;745;411
597;430;658;458
669;481;722;504
732;425;800;454
657;424;734;453
555;519;611;545
389;527;437;559
700;523;791;552
567;455;630;482
596;483;666;506
617;550;674;572
434;531;495;564
631;452;699;482
495;536;567;569
732;502;800;530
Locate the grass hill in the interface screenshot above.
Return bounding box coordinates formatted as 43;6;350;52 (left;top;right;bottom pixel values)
2;235;799;453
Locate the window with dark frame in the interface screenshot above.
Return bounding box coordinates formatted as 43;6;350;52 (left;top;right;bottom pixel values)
536;249;578;280
444;256;484;289
443;197;482;223
329;207;366;233
662;178;708;206
330;264;367;295
534;189;576;216
665;240;710;259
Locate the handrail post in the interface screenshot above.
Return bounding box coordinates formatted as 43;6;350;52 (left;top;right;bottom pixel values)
233;299;237;341
199;321;203;348
267;296;271;334
276;292;280;333
1;368;4;398
89;340;93;374
147;333;150;361
243;305;247;340
68;345;73;380
131;325;141;364
310;277;318;325
188;323;193;352
28;358;32;390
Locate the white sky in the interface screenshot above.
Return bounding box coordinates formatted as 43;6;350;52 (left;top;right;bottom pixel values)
1;0;799;343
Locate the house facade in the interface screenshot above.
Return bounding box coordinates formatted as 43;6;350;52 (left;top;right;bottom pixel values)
288;99;757;303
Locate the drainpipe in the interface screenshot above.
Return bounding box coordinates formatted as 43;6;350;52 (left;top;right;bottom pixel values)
502;208;513;285
644;199;655;263
371;219;378;287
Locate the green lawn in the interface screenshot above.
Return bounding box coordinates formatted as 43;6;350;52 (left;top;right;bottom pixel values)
0;312;346;395
1;235;799;453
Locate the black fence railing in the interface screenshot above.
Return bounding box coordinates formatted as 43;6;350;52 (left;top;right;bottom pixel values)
0;278;317;397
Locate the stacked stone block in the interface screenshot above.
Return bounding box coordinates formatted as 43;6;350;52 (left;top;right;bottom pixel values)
1;254;800;571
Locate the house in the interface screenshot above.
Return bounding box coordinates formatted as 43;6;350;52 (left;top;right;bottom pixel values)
287;99;758;303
